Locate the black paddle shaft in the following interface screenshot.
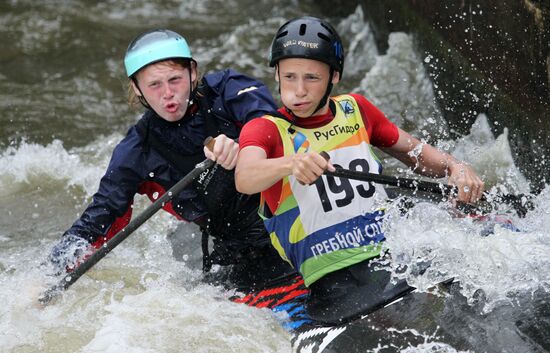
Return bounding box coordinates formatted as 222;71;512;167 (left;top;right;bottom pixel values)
324;166;534;216
325;168;457;197
39;158;215;305
318;151;457;197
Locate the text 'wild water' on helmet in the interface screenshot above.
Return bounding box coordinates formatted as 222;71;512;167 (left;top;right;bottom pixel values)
269;16;344;77
124;29;193;77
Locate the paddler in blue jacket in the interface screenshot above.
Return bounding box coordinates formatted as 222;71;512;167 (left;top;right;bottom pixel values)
48;29;294;290
236;17;485;323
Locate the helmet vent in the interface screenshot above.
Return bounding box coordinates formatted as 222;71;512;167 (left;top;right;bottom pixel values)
299;24;307;35
276;30;288;39
317;32;330;43
320;23;334;34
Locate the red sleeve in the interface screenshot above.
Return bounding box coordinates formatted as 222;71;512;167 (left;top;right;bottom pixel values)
350;93;399;147
239;118;284;213
239;118;283;158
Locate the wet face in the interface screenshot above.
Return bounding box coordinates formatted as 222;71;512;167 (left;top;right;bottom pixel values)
132;61;197;122
276;58;339;118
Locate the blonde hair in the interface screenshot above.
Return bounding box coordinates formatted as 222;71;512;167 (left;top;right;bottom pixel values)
126;59;201;110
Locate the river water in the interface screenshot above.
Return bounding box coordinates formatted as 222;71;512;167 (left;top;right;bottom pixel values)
0;1;549;353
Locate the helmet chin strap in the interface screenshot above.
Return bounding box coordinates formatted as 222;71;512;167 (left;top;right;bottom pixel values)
311;68;334;117
132;77;152;110
276;67;298;133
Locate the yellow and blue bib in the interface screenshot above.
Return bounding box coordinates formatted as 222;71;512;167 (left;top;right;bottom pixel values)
260;95;387;286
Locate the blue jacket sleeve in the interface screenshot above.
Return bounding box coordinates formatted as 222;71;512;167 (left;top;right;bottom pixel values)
203;69;278;126
65;132;144;243
49;131;144;272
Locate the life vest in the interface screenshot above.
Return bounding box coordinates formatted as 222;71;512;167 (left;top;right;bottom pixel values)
260;95;388;286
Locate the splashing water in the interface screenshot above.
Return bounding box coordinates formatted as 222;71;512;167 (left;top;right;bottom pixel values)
357;32;448;141
0;135;121;198
382;196;550;312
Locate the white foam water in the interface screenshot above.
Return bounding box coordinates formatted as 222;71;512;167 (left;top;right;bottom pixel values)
0;134;121;198
0;208;291;353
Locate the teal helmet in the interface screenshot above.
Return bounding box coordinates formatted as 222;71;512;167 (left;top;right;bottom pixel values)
124;29;193;77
